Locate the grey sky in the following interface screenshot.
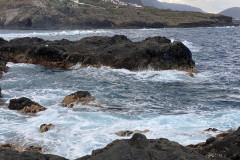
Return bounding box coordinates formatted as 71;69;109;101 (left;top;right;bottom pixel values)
158;0;240;13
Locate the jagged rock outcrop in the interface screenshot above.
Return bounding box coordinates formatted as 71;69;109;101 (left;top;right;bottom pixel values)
78;133;209;160
0;38;8;78
0;143;66;160
115;129;149;137
40;124;54;133
188;127;240;160
0;148;67;160
0;35;196;73
8;97;46;114
62;91;95;108
1;143;42;152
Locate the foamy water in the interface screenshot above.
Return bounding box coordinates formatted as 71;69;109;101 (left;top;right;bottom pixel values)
0;27;240;159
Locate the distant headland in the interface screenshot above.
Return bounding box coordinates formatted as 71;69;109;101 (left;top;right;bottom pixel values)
0;0;234;30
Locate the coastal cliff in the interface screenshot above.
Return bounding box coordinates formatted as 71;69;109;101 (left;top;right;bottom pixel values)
0;0;233;29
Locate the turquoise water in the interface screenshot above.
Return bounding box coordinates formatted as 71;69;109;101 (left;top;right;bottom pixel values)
0;27;240;159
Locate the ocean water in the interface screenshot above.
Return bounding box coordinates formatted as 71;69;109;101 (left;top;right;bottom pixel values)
0;27;240;159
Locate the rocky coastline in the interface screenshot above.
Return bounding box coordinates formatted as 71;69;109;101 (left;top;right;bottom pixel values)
0;89;239;160
0;34;238;159
1;125;240;160
0;91;240;159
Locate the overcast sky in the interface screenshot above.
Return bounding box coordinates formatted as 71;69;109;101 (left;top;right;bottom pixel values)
158;0;240;13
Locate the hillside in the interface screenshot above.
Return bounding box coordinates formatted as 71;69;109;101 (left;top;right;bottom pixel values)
0;0;233;29
219;7;240;20
141;0;203;12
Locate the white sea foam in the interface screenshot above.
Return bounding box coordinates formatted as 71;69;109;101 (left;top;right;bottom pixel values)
1;27;239;159
1;106;240;159
0;30;111;41
182;40;202;52
6;62;36;68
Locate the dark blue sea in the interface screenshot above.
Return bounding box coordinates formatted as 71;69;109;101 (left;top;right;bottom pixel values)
0;27;239;159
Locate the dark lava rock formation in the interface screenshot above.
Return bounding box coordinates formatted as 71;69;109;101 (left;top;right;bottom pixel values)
0;148;67;160
40;124;54;133
1;129;240;160
188;127;240;160
0;37;8;78
78;133;209;160
8;97;46;114
62;91;95;107
0;35;196;73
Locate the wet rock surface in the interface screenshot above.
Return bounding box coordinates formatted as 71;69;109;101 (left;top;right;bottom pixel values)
0;35;196;73
77;133;209;160
0;148;67;160
204;128;219;132
62;91;95;108
8;97;46;114
188;127;240;160
115;129;150;137
0;39;8;78
1;128;240;160
1;143;42;152
40;124;54;133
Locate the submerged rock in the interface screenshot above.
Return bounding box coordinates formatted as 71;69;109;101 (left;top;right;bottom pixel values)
0;35;196;73
8;97;46;114
77;133;209;160
204;128;219;132
62;91;95;108
188;127;240;160
40;124;54;133
115;129;150;137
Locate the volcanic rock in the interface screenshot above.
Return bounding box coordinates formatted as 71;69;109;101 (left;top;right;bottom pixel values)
0;53;8;79
115;129;150;137
40;124;54;133
77;133;209;160
204;128;218;132
0;148;67;160
62;91;95;107
1;143;42;152
188;127;240;160
0;38;8;78
8;97;46;114
0;38;7;46
0;35;196;73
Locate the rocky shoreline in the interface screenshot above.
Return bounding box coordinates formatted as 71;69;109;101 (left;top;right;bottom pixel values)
0;34;238;159
0;93;240;159
1;127;240;160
